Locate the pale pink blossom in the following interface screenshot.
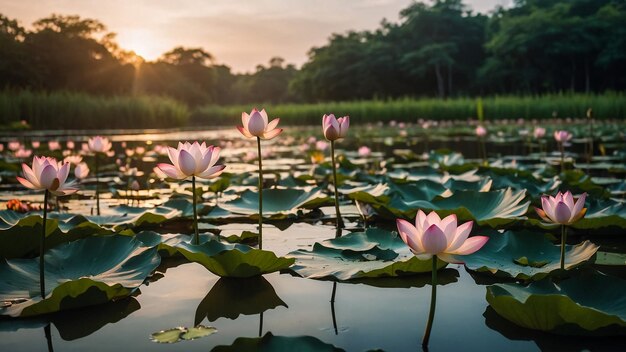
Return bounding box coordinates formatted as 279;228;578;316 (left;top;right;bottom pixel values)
157;141;225;180
237;108;283;140
322;114;350;141
17;156;77;196
88;136;112;153
535;191;587;225
396;210;489;264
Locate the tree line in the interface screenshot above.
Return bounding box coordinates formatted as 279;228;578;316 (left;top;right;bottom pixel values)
1;0;624;106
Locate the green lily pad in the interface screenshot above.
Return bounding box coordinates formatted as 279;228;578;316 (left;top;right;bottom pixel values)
151;327;186;343
174;240;294;278
220;188;331;217
288;228;446;281
224;231;260;245
195;276;286;325
0;212;114;259
212;332;344;352
355;188;529;227
595;252;626;266
486;270;626;335
151;325;217;344
0;235;160;317
464;230;599;281
485;172;560;198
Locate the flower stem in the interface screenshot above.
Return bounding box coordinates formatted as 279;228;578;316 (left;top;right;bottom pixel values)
330;140;344;232
422;255;438;348
257;137;263;250
192;175;199;245
560;225;567;270
559;142;565;173
40;189;49;298
480;138;487;165
95;153;100;216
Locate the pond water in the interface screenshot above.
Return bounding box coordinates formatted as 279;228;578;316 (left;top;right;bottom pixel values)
1;122;626;351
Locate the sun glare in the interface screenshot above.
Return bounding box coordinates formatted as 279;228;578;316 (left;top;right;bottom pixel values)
117;30;162;61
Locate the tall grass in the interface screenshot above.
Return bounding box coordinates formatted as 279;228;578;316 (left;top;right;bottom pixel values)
191;93;626;125
1;91;624;129
0;90;189;130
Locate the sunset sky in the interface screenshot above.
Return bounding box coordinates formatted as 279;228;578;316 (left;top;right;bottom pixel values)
1;0;511;72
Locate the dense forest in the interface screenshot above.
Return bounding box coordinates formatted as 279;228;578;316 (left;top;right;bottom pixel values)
1;0;625;106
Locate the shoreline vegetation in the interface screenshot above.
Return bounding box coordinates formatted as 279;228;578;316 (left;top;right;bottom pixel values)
0;90;624;130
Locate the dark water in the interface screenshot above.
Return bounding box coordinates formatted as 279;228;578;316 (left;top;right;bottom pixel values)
0;231;536;352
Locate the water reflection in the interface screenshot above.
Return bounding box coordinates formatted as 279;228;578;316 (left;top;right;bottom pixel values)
0;297;140;342
52;297;140;341
349;268;460;289
483;306;626;351
330;282;338;335
194;276;287;325
211;332;345;352
44;324;53;352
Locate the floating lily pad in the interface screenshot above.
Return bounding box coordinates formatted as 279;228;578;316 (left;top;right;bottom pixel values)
354;188;529;227
212;332;344;352
288;228;446;281
220;188;331;218
195;276;286;325
486;270;626;335
464;230;599;280
0;212;114;259
0;236;160;317
175;241;295;278
223;231;260;245
151;325;217;344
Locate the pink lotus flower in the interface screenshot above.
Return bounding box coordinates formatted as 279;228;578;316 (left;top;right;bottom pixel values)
32;141;40;149
237;108;282;140
554;130;572;143
157;142;225;180
48;141;60;151
8;141;21;151
475;125;487;137
66;140;75;149
14;148;32;158
533;127;546;139
535;191;587;225
74;162;89;179
17;156;77;196
322;114;350;141
358;146;372;157
88;136;113;153
63;155;83;165
315;140;329;151
396;210;489;263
